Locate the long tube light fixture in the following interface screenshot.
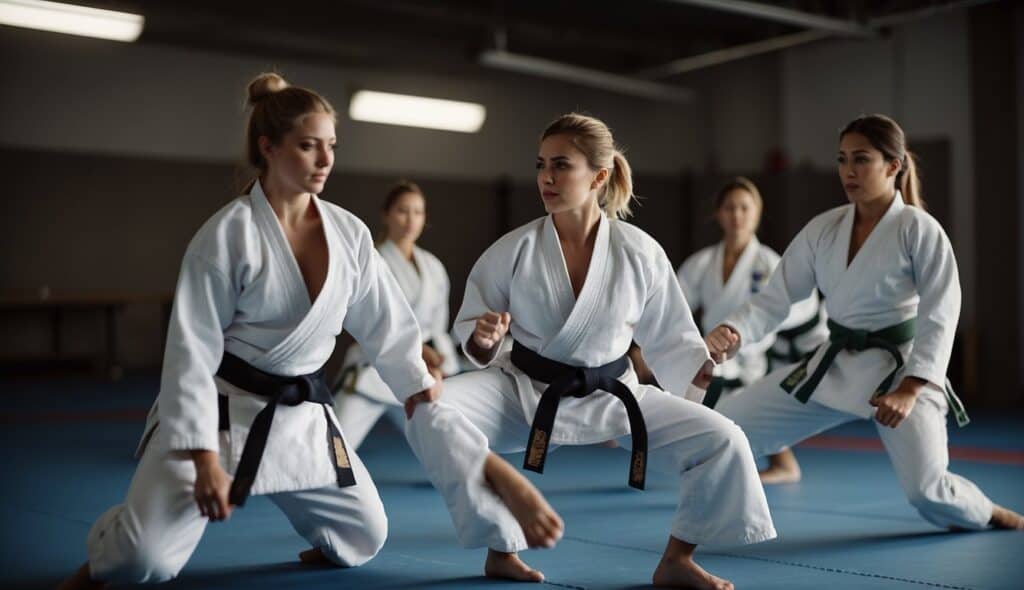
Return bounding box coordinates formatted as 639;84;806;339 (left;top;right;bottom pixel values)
349;90;486;133
0;0;144;42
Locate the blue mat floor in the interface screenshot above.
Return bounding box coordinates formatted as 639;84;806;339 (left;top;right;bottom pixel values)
1;375;1022;589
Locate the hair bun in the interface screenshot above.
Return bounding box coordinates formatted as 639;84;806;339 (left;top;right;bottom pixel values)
247;72;288;105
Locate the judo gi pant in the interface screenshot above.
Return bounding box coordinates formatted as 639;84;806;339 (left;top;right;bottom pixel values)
335;390;405;450
85;430;388;584
404;367;777;553
716;377;994;530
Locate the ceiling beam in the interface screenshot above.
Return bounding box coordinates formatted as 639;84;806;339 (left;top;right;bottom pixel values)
479;49;694;103
635;30;830;79
663;0;875;37
640;0;999;79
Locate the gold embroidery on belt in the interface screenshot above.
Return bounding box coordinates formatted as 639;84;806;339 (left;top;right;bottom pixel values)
332;436;351;469
527;430;548;468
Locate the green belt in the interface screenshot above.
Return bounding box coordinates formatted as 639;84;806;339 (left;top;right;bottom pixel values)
780;318;970;427
768;313;822;364
703;376;743;409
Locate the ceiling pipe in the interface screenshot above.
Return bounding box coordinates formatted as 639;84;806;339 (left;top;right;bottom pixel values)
640;0;998;79
663;0;875;37
479;49;695;103
635;30;830;79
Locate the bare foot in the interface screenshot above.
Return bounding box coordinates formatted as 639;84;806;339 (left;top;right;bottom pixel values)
484;453;564;548
298;547;332;565
56;563;108;590
758;448;801;485
484;549;545;582
990;504;1024;530
653;536;733;590
653;557;733;590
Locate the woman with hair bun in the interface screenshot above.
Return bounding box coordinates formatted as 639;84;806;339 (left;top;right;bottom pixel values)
404;113;776;589
333;180;459;449
707;114;1024;533
58;72;439;589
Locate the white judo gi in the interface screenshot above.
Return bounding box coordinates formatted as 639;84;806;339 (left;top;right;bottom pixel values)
677;237;826;389
334;239;459;448
87;180;434;583
716;194;992;529
405;214;777;553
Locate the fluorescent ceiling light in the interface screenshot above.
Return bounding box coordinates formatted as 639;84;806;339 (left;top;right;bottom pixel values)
349;90;486;133
0;0;144;42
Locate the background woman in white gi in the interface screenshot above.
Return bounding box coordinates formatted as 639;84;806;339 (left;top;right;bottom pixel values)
706;114;1024;532
334;181;458;448
677;177;826;484
59;73;439;590
404;113;776;589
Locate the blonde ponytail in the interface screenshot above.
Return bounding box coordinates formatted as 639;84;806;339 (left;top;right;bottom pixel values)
541;113;637;219
601;150;635;220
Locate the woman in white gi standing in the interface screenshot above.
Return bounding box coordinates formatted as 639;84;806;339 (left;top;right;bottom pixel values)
59;73;439;589
333;181;458;448
405;113;776;589
706;114;1024;532
677;177;827;483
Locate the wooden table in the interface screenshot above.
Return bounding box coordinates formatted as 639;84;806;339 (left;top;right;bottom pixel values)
0;290;173;379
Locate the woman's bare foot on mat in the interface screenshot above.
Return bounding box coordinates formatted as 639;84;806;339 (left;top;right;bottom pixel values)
990;504;1024;530
484;453;564;548
653;536;734;590
56;563;108;590
485;549;545;582
758;447;801;485
298;547;332;564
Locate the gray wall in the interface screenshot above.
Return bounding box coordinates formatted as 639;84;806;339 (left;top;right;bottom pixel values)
780;12;976;327
1018;2;1024;390
2;6;1018;405
0;26;703;181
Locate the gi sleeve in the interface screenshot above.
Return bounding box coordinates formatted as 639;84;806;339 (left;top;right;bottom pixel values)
453;242;511;368
726;224;818;349
675;252;705;313
634;246;711;397
158;254;237;452
344;231;434;403
903;214;961;388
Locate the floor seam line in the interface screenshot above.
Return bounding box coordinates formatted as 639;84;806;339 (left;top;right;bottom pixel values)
561;535;976;590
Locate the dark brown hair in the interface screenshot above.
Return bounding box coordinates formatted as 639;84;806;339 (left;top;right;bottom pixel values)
840;114;924;208
383;180;423;212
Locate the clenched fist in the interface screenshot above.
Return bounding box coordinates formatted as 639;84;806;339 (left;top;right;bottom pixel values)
705;325;741;362
473;311;511;350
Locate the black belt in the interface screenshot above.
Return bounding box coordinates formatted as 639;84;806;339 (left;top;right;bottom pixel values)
511;342;648;490
216;352;356;506
703;376;743;409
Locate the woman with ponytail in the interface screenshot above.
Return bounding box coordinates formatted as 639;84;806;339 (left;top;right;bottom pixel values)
707;114;1023;533
404;113;775;588
59;73;439;589
677;177;828;484
333;180;459;449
